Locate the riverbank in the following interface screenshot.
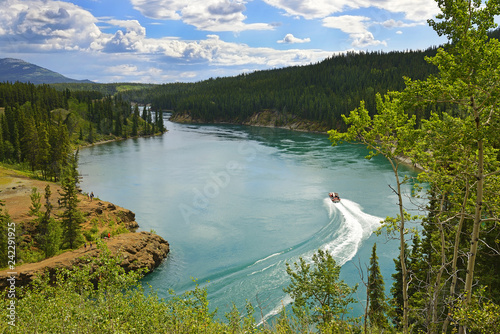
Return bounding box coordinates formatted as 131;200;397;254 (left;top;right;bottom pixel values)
170;110;331;133
0;165;169;288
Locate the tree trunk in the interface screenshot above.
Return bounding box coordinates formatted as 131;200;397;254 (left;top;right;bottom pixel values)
431;196;447;333
442;181;469;333
394;166;409;334
460;99;484;334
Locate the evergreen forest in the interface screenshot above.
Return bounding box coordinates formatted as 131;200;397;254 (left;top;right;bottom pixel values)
0;82;166;180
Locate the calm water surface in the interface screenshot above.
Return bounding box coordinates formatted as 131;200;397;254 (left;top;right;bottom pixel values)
78;117;423;320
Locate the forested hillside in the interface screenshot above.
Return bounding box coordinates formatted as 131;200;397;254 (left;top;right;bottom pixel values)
0;81;165;181
0;81;167;270
119;48;438;130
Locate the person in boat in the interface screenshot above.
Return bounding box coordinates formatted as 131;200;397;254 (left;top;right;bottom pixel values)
329;192;340;201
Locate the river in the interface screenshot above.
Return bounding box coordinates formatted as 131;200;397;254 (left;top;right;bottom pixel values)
78;116;424;321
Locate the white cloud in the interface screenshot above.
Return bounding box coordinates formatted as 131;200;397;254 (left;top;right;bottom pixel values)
380;19;423;29
323;15;386;48
277;33;311;44
0;0;101;51
92;28;332;71
263;0;440;22
107;19;147;35
96;19;149;53
130;0;273;32
0;0;354;83
106;64;139;75
171;34;331;67
264;1;437;48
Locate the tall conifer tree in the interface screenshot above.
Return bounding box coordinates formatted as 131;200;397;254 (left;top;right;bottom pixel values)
368;243;389;330
59;152;84;249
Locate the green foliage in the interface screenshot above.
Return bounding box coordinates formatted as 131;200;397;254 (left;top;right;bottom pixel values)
328;3;500;333
284;249;357;330
0;242;269;333
0;243;368;333
0;82;165;179
397;1;500;333
59;152;84;249
28;187;42;217
329;88;418;334
328;91;417;162
368;243;389;330
451;289;500;334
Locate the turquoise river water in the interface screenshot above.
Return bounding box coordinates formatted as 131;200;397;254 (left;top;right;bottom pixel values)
78;116;424;321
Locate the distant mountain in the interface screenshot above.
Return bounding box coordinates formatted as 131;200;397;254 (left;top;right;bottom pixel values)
0;58;93;84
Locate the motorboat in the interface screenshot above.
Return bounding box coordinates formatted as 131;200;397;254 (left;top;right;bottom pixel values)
329;192;341;203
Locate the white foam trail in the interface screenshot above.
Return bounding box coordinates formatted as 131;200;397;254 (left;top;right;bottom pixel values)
253;252;283;265
249;263;278;276
260;198;383;323
323;198;382;265
258;295;293;326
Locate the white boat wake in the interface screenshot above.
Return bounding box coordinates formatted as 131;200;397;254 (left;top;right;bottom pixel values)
322;198;383;265
256;198;383;324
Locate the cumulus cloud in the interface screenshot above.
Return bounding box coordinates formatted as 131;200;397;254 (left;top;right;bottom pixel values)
96;19;149;53
130;0;273;32
263;0;440;22
264;0;346;20
264;1;437;48
380;19;423;29
0;0;101;51
153;34;331;67
323;15;386;48
277;33;311;44
0;0;350;83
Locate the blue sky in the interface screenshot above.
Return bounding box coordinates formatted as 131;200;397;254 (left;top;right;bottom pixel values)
0;0;453;83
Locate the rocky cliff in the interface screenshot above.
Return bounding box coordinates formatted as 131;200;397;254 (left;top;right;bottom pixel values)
170;110;329;133
0;231;169;288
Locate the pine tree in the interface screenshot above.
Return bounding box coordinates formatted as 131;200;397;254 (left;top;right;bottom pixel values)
391;241;409;329
49;120;70;181
59;152;84;249
40;185;61;258
368;243;389;330
132;104;139;136
87;123;95;144
37;126;51;180
21;116;40;172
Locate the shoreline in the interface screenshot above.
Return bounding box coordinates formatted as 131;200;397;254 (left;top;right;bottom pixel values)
0;165;170;289
170;110;331;134
77;131;167;149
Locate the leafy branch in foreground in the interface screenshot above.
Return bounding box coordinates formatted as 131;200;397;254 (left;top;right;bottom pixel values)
284;249;358;332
